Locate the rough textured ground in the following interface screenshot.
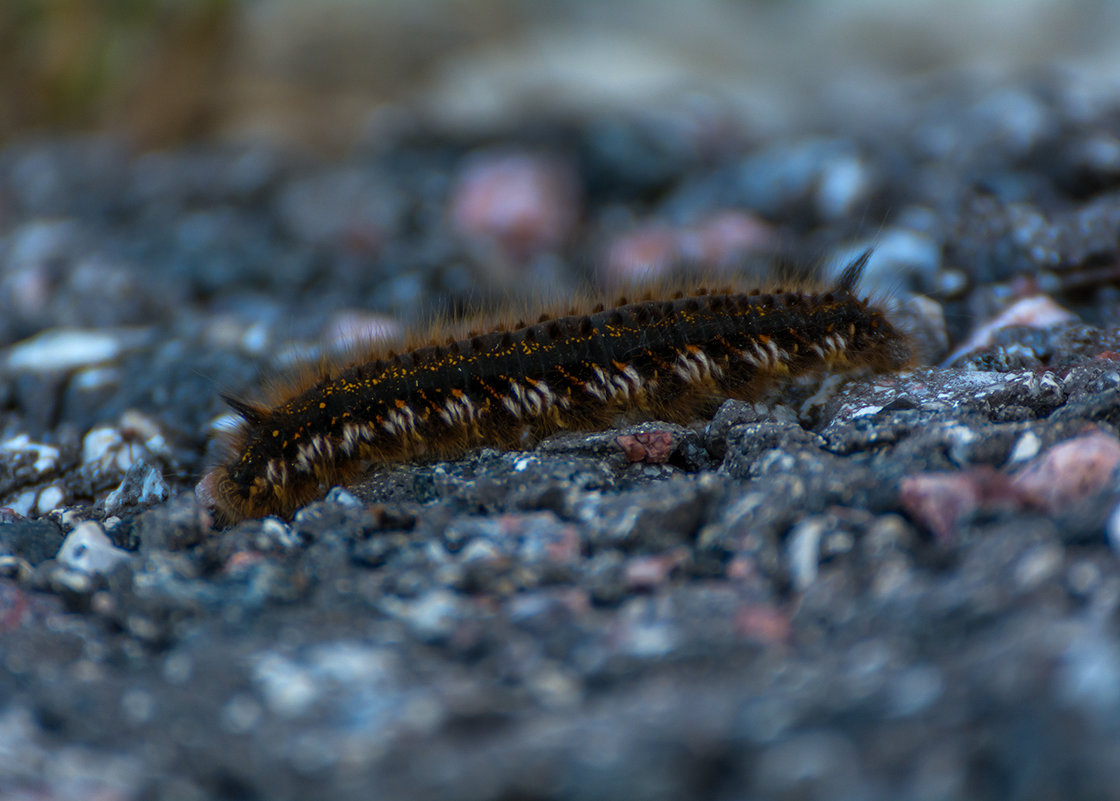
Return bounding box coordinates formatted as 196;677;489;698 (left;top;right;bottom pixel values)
3;63;1120;800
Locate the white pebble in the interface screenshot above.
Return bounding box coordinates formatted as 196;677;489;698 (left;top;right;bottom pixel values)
82;426;126;471
0;434;60;475
260;518;301;549
7;490;36;517
1014;543;1064;591
71;366;120;392
80;413;168;477
57;521;132;575
35;485;65;515
324;487;361;507
1009;431;1042;463
816;154;872;220
253;654;320;718
403;590;459;642
5;329;126;372
788;517;827;592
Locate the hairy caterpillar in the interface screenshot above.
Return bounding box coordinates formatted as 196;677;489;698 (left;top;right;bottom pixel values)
198;252;910;525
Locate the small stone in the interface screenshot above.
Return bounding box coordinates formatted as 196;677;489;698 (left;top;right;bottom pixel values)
0;518;64;564
788;517;828;591
1013;542;1064;591
259;518;301;550
458;538;504;566
1008;430;1042;463
449;151;579;261
614;605;677;659
899;468;1018;542
0;434;60;476
616;430;675;464
603;224;680;284
56;521;132;575
133;492;208;552
104;462;171;516
5;491;36;518
516;517;582;566
603;210;773;285
946;295;1077;364
862;515;917;558
34;485;65;516
815;153;874;220
399;589;461;644
734;604;791;645
81;411;170;480
680;210;775;266
252;653;320;719
623;548;688;590
1013;432;1120;514
323;486;363;508
526;663;581;710
4;328;132;373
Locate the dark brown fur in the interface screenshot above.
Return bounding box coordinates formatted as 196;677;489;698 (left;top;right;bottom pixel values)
198;253;909;524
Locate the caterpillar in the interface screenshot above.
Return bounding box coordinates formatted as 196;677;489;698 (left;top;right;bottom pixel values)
198;252;910;525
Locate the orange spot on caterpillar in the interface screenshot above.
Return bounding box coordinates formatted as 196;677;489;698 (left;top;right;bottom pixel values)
199;251;910;525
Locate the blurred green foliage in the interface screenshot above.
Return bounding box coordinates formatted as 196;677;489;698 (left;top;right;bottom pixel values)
0;0;233;144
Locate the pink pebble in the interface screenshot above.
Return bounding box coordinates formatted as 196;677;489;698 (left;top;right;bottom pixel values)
616;431;675;464
734;604;791;645
604;211;774;285
681;211;776;267
623;548;689;590
449;152;579;261
604;225;680;284
1012;431;1120;514
946;295;1077;363
223;551;267;574
899;468;1018;542
539;524;583;566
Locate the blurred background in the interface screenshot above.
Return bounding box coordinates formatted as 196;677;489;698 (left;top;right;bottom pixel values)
4;0;1120;151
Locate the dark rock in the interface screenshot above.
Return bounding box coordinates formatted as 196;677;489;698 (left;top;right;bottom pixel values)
104;462;171;516
132;492;209;552
0;518;64;565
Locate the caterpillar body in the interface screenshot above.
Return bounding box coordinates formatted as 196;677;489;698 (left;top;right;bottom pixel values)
199;253;909;525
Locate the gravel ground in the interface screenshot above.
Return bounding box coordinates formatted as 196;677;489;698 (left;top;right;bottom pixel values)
3;62;1120;800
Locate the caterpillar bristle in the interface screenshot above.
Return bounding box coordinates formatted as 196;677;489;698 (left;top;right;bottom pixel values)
221;395;268;425
837;248;873;294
